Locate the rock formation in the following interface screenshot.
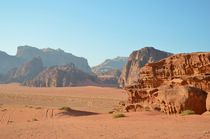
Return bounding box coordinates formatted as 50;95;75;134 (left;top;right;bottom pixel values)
119;47;172;87
6;57;44;83
92;57;128;87
92;57;128;74
25;64;99;87
96;69;122;87
0;45;92;75
0;51;24;74
123;52;210;114
16;45;92;73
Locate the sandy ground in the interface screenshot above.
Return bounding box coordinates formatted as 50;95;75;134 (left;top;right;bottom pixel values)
0;83;127;113
0;84;210;139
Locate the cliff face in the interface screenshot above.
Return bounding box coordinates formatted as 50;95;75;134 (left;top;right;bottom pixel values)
0;51;24;74
25;64;99;87
16;46;92;73
92;57;128;74
96;69;122;87
7;57;44;83
123;52;210;114
119;47;172;87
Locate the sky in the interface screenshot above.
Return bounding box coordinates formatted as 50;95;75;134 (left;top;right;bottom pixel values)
0;0;209;66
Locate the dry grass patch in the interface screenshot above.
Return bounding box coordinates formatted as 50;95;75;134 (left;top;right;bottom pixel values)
59;106;71;112
180;110;195;116
112;113;126;119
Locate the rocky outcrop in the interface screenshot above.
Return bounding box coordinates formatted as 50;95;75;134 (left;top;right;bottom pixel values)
92;57;128;87
124;52;210;114
0;51;24;74
25;64;99;87
16;46;92;73
0;46;92;75
7;57;44;82
92;57;128;74
97;69;122;87
119;47;172;87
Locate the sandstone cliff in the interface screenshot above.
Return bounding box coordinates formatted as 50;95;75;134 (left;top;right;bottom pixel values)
119;47;172;87
0;46;92;75
16;46;92;73
25;64;99;87
123;52;210;114
92;57;128;74
0;51;24;74
96;69;122;87
7;57;44;83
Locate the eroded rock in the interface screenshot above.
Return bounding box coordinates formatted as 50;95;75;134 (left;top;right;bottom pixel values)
124;52;210;114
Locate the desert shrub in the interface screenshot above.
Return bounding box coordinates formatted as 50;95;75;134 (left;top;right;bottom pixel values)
144;106;151;111
32;118;38;121
35;107;42;109
180;110;195;116
59;106;71;112
109;111;114;114
112;113;126;119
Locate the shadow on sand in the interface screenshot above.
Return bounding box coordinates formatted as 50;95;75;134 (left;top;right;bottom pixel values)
58;109;98;117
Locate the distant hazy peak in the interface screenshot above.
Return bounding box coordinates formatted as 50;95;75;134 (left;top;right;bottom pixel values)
16;45;40;57
0;50;9;56
1;45;92;74
92;56;128;75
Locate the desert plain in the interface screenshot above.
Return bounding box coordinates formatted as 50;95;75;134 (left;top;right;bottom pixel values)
0;83;209;139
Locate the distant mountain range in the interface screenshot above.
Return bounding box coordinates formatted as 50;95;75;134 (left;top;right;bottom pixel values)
0;45;91;74
0;45;175;87
0;46;129;87
91;57;128;86
25;64;99;87
92;57;128;75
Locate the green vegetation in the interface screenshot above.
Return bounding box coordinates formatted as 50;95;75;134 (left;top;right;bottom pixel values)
112;113;126;119
180;110;195;116
59;106;71;112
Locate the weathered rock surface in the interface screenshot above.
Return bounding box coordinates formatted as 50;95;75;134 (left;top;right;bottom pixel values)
0;51;24;74
96;69;122;87
0;45;92;75
92;57;128;74
16;46;92;73
7;57;44;83
119;47;172;87
92;57;127;87
124;52;210;114
25;64;99;87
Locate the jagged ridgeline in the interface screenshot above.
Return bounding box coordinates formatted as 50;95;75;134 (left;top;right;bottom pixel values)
0;46;93;85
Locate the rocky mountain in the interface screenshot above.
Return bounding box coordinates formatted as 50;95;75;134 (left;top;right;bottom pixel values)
123;52;210;114
119;47;173;87
92;57;128;87
0;46;91;76
25;64;99;87
6;57;44;83
0;51;24;74
96;69;122;87
92;57;128;74
16;46;92;73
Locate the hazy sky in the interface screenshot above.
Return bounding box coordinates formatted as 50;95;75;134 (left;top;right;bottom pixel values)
0;0;209;66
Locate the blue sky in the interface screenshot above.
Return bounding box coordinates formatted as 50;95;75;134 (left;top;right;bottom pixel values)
0;0;209;66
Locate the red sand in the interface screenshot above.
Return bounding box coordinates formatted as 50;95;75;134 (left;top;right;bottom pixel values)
0;84;210;139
